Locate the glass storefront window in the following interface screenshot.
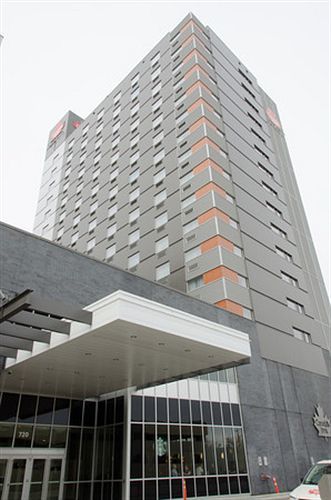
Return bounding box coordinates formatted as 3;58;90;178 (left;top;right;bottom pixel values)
14;424;33;447
18;395;37;423
181;426;193;476
50;427;67;448
36;397;54;424
224;428;236;473
0;423;14;446
203;426;216;475
145;425;156;478
192;427;205;476
131;424;143;478
214;427;226;474
157;425;169;478
33;426;51;447
234;428;247;473
169;426;181;477
0;393;19;421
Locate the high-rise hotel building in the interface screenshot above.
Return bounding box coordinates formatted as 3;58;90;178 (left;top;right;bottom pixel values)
32;12;330;498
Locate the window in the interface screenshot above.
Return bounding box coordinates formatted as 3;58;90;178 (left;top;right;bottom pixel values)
66;152;73;163
95;137;102;150
88;219;97;233
91;184;99;197
271;223;287;239
276;246;293;262
106;244;116;259
73;214;80;227
130;151;140;165
129;169;139;184
110;168;118;182
81;137;88;149
233;245;242;257
131;118;140;131
87;238;95;252
243;308;253;320
64;167;71;178
155;236;169;253
151;67;161;80
131;73;139;86
293;327;311;343
57;227;64;239
97;108;104;120
178;149;191;163
82;124;89;136
181;195;195;209
152;82;162;96
154;169;165;185
112;136;120;149
151;52;160;66
96;123;103;136
131;103;139;117
76;183;83;194
63;181;69;192
60;196;67;208
129;187;140;203
129;208;139;223
153;131;164;146
75;198;82;210
112;121;120;134
113;106;121;119
184;246;201;262
262;182;278;197
59;212;66;223
156;262;170;281
94;152;101;166
180;171;194;185
153;149;165;164
155;211;167;228
71;232;79;245
78;167;85;179
287;298;304;314
90;201;98;214
266;201;282;218
152;97;162;112
237;275;247;288
183;219;198;234
281;271;298;287
109;186;118;199
92;169;100;181
107;223;117;238
254;144;269;160
131;88;139;100
258;162;273;178
111;152;119;165
113;91;121;104
225;193;234;204
129;229;140;245
80;151;87;164
108;204;117;218
154;189;166;206
128;252;140;269
153;114;163;128
130;135;139;148
187;276;203;291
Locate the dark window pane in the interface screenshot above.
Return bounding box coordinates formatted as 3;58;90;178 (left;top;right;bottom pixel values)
115;397;124;423
234;428;247;473
93;482;101;499
53;399;70;425
180;400;190;423
97;400;105;426
186;478;195;497
169;399;179;423
181;426;193;476
51;427;67;448
222;403;232;425
171;479;182;498
144;397;155;422
170;426;182;477
49;459;62;481
65;428;81;481
113;481;121;499
0;393;19;421
83;401;96;426
193;427;205;475
196;477;206;496
145;425;156;478
191;401;201;424
207;476;218;495
203;427;216;475
77;482;91;500
0;423;14;446
240;475;250;493
62;483;77;500
214;427;226;474
94;428;104;480
229;475;239;493
14;424;32;447
218;476;229;494
33;426;51;447
211;402;222;425
113;424;123;479
130;424;142;478
102;482;111;500
131;396;142;422
157;398;167;423
103;427;113;480
158;479;170;499
157;425;169;478
130;481;142;500
224;428;236;473
31;459;45;482
231;404;241;426
145;480;156;500
79;428;94;480
69;401;83;426
36;397;54;424
106;399;114;425
202;401;212;424
18;395;37;423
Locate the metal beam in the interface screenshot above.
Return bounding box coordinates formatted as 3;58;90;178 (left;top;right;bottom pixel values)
12;311;71;334
0;289;33;323
0;335;33;351
28;295;92;324
0;322;51;344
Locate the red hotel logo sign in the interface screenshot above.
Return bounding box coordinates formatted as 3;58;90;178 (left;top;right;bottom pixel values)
50;121;65;141
266;108;281;129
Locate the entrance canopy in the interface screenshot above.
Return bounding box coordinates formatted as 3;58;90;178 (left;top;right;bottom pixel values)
0;290;251;399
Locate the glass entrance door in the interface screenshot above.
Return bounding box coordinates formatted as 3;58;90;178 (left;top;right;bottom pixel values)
0;452;64;500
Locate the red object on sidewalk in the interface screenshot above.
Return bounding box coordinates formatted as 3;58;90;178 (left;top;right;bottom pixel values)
183;478;187;500
272;476;280;494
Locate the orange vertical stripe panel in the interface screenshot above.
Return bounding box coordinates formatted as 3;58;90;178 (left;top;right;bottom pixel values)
215;300;244;317
184;64;209;80
200;235;234;253
195;182;226;199
186;81;211;96
197;208;230;224
203;266;238;284
191;137;219;154
181;20;203;34
189;117;217;133
193;159;224;175
188;98;213;114
183;49;208;66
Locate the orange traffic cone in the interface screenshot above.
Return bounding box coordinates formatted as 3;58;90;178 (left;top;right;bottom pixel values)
183;478;187;500
272;476;280;494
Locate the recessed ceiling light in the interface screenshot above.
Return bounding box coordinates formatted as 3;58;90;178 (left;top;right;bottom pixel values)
158;342;165;346
162;368;168;371
99;375;106;379
184;349;191;352
74;370;80;375
138;363;144;367
208;355;214;359
112;358;119;361
130;335;137;339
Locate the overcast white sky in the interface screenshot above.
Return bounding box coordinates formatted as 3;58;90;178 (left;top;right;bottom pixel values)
1;1;330;295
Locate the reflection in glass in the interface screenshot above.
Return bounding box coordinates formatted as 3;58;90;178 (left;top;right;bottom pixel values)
214;427;226;474
0;393;19;422
10;459;26;483
33;426;51;448
103;427;113;480
0;423;14;446
31;459;45;482
203;426;216;475
181;426;193;476
157;425;169;477
49;460;62;482
193;427;204;475
169;426;181;477
79;428;94;480
14;425;32;447
130;424;142;478
145;425;156;478
29;483;42;500
169;399;179;423
65;428;81;481
224;427;236;473
36;397;54;424
53;399;70;426
145;397;155;422
18;395;37;423
51;427;67;448
8;484;23;499
234;428;247;473
47;482;59;500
